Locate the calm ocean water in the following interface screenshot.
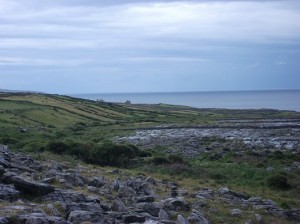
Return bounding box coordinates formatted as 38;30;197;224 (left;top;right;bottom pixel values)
72;90;300;112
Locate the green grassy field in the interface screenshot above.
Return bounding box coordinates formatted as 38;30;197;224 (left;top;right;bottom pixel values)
1;92;300;222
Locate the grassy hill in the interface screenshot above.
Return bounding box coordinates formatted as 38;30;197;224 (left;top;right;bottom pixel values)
1;92;299;151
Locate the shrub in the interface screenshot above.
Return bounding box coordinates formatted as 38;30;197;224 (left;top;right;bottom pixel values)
267;174;291;190
152;156;170;165
280;201;291;209
45;140;146;168
85;142;143;168
168;154;185;164
45;141;71;154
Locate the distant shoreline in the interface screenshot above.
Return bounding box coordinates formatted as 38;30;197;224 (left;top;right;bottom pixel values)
71;89;300;112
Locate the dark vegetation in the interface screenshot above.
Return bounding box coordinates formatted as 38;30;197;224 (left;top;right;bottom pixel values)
45;140;148;168
1;92;300;211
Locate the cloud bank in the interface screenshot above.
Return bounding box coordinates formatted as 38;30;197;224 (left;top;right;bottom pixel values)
0;0;299;93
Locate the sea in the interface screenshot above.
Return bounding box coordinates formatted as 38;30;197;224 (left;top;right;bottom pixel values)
71;89;300;112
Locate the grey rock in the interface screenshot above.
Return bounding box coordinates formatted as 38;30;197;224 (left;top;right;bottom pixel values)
159;209;169;220
18;213;69;224
111;198;128;212
61;172;87;187
42;177;56;184
255;214;264;223
164;197;190;212
218;187;249;200
144;221;160;224
43;189;88;203
170;186;178;198
2;173;54;195
87;186;99;194
178;188;188;197
244;219;254;224
0;165;5;176
247;197;262;204
146;176;156;185
187;209;209;224
46;204;61;217
0;184;20;201
136;195;155;203
143;203;161;217
67;210;102;224
231;209;242;217
197;189;214;200
177;215;189;224
0;217;8;224
283;209;300;222
112;180;120;191
119;186;136;198
88;176;106;188
45;169;59;178
66;202;103;213
218;187;229;194
0;157;9;168
122;213;146;223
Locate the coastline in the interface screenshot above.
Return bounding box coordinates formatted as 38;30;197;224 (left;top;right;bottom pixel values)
71;89;300;112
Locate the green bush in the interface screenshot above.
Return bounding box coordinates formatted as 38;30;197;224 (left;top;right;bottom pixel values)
85;142;144;168
46;141;71;154
267;174;291;190
45;140;147;168
168;154;185;164
152;156;170;165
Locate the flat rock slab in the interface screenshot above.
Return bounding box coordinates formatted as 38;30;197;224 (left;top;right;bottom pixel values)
2;173;55;195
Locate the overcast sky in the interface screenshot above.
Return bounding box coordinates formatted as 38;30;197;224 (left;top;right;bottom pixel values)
0;0;299;93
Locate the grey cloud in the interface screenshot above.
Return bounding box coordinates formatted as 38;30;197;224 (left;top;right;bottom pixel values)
0;0;299;93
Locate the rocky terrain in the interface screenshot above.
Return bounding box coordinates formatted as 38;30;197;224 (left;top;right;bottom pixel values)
0;144;300;224
116;119;300;157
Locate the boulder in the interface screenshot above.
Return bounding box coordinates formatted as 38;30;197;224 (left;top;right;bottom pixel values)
67;210;103;224
111;199;128;212
231;209;242;217
118;186;136;198
66;202;103;213
177;215;189;224
143;203;161;217
46;204;61;217
43;189;88;204
283;209;300;222
0;184;20;201
188;209;210;224
159;209;169;220
0;165;5;176
244;219;254;224
218;187;229;194
112;180;120;191
145;177;156;185
255;214;264;223
88;177;106;188
164;197;190;212
0;217;8;224
218;187;248;200
122;213;146;223
0;157;9;168
136;195;155;203
18;213;70;224
60;172;87;187
197;189;214;200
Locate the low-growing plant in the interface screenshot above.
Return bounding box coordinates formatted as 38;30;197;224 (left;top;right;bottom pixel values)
168;154;185;164
267;174;291;190
152;156;170;165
